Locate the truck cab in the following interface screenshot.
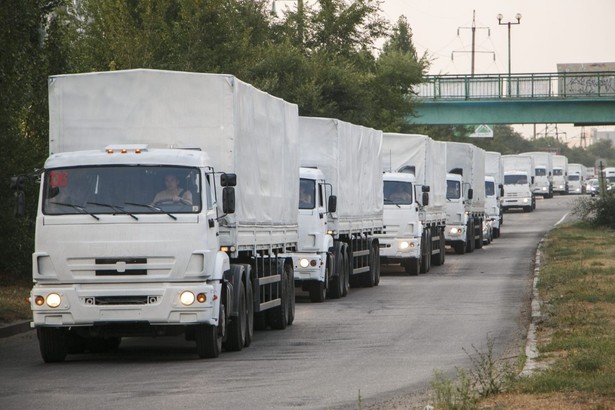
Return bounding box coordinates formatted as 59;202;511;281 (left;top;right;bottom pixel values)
533;165;553;198
444;173;470;254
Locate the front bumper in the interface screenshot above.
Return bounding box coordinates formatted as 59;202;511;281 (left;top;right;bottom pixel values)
31;282;217;327
378;237;420;262
292;253;326;283
444;224;466;242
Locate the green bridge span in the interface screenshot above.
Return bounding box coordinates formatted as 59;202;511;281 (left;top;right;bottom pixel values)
411;71;615;126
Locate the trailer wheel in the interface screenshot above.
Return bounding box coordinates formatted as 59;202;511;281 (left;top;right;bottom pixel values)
475;220;484;249
37;327;67;363
372;241;380;286
466;221;475;253
362;243;376;287
432;229;446;266
225;281;246;352
285;260;295;326
342;244;350;295
328;243;344;298
419;229;431;273
310;254;332;302
195;305;225;358
268;265;288;330
244;277;254;347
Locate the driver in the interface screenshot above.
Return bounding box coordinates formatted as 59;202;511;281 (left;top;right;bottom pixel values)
152;174;193;206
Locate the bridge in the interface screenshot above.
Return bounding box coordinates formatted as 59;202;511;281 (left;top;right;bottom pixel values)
411;71;615;126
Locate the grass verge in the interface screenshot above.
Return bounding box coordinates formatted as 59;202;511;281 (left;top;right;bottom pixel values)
0;274;31;323
479;222;615;409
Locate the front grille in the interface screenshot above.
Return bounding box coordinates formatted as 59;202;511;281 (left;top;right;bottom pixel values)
95;258;147;276
86;296;159;306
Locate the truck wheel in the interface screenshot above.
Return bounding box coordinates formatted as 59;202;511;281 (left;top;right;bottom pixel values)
309;281;326;303
420;230;431;273
328;243;344;298
225;281;246;351
403;258;420;275
362;243;376;287
493;227;500;239
475;221;484;249
342;245;351;295
432;229;445;266
38;327;68;363
372;242;380;286
195;303;225;358
453;241;466;255
466;221;475;253
244;278;254;347
268;266;288;330
286;261;295;326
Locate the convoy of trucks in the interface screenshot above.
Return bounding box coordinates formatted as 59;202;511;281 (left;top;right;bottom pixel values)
11;68;586;363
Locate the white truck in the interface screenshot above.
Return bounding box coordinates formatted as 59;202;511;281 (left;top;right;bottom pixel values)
501;154;536;212
552;154;569;195
292;117;383;302
378;133;447;275
567;163;587;194
25;69;300;362
444;142;486;254
484;151;503;239
521;151;553;198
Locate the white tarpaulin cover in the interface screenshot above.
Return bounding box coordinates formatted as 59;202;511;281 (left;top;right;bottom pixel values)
381;133;446;218
521;151;553;172
445;142;486;212
298;117;383;232
48;69;299;238
485;151;503;184
502;155;535;175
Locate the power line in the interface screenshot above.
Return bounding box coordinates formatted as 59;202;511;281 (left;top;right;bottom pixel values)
451;10;495;76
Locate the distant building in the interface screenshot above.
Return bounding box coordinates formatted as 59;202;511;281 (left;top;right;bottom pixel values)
590;128;615;146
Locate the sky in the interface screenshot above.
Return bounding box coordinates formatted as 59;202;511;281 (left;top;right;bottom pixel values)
378;0;615;144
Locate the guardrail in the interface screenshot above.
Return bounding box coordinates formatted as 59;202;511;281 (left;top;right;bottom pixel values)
416;71;615;100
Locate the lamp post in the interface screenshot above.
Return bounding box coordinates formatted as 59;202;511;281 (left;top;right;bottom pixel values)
497;13;522;96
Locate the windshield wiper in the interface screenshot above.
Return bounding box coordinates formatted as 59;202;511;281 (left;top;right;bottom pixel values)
87;202;139;221
384;199;401;208
124;202;177;220
49;202;100;220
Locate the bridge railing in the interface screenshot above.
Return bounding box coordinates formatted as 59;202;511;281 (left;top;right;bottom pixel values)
416;71;615;100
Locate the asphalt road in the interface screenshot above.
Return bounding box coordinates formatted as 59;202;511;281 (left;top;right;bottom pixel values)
0;196;575;410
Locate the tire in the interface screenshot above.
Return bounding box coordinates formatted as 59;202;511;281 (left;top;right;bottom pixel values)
493;227;500;239
362;243;376;287
286;261;295;326
268;264;288;330
328;243;344;299
341;245;350;296
453;241;466;255
432;229;446;266
244;278;254;347
403;258;420;275
225;281;246;352
475;220;484;249
38;327;67;363
195;303;225;358
309;281;326;303
372;242;380;286
466;221;475;253
419;229;431;273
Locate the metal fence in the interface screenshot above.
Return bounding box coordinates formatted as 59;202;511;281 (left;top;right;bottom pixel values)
416;71;615;100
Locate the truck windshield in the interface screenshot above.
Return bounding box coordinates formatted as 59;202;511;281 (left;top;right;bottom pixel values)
299;178;315;210
43;165;202;215
553;169;563;176
568;175;580;181
485;181;495;196
446;180;461;200
535;168;546;177
384;181;413;205
504;175;528;185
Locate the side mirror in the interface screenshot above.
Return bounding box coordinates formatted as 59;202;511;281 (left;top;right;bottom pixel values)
531;176;535;184
422;185;430;193
467;188;474;200
222;187;235;214
499;184;504;197
549;171;552;176
422;192;429;206
220;173;237;187
328;195;337;213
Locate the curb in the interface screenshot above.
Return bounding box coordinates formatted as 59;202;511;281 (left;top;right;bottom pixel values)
0;321;32;339
521;238;544;376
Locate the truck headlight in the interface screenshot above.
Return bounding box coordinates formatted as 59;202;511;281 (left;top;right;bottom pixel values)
180;291;195;306
399;241;411;250
449;227;461;234
46;293;62;308
522;198;529;203
299;258;310;268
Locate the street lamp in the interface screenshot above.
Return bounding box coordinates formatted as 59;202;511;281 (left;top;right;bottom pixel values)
497;13;522;96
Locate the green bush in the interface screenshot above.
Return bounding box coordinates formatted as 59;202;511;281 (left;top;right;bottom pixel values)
572;193;615;228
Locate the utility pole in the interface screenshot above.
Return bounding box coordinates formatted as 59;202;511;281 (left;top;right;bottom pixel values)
452;10;494;76
497;13;522;95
